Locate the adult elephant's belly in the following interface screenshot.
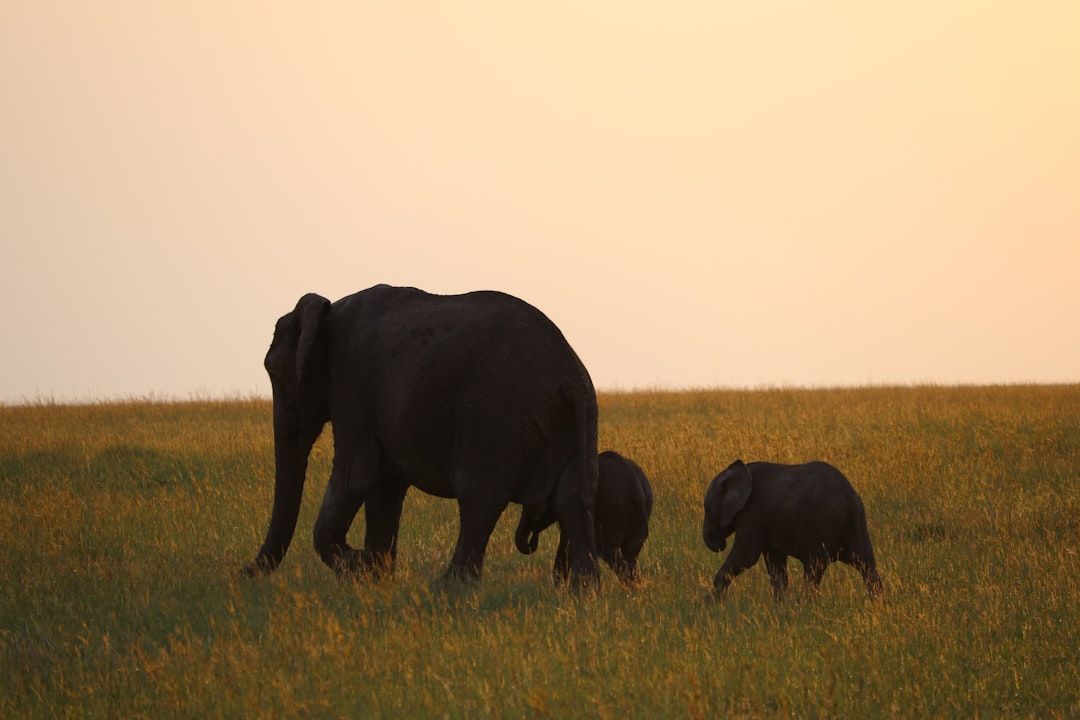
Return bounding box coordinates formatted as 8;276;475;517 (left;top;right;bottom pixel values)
386;455;457;499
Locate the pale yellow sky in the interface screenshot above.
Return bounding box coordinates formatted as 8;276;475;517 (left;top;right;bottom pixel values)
2;2;1078;401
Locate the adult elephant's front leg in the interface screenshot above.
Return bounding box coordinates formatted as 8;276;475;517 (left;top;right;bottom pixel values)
442;497;506;586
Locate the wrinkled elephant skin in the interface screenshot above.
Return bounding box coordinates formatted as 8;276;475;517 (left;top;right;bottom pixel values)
241;284;600;590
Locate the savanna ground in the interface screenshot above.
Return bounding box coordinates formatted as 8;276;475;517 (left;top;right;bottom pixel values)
1;386;1077;718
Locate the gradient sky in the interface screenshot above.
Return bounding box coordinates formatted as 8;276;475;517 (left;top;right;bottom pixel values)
2;2;1078;403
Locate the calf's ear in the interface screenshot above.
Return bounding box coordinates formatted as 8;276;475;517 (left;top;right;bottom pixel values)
718;460;753;528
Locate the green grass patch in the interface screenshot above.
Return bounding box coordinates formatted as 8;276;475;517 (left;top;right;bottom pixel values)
1;387;1077;717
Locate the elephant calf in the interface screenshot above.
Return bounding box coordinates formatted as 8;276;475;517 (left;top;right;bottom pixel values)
516;450;654;586
703;460;883;600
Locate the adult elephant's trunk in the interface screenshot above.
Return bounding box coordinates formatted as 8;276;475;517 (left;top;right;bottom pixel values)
242;404;323;576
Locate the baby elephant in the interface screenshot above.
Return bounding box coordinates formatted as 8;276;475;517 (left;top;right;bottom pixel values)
516;450;654;586
703;460;883;600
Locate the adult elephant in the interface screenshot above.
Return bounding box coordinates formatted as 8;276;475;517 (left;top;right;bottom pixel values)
241;284;601;589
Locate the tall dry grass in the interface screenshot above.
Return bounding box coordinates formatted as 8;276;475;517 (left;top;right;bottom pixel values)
1;386;1077;717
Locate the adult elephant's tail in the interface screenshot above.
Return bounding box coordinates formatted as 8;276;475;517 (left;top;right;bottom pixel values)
553;376;601;590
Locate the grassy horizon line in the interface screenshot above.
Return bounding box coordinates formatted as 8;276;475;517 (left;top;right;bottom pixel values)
3;379;1078;409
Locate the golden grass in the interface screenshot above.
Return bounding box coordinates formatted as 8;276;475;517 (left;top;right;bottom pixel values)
1;386;1077;717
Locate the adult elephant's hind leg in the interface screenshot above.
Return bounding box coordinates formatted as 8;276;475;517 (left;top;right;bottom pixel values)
441;495;507;586
313;456;368;576
554;500;599;591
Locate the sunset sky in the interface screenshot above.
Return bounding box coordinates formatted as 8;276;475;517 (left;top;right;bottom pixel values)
2;2;1078;402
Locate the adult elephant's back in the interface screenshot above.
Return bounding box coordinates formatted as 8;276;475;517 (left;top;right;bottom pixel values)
335;285;597;505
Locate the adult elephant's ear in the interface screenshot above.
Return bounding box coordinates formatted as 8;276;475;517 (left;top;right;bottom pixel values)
718;460;753;528
293;293;331;385
266;293;331;388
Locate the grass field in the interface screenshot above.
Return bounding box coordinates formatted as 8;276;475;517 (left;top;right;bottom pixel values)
1;386;1077;718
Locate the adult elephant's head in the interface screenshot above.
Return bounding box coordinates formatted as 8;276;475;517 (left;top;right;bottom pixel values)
242;293;332;576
